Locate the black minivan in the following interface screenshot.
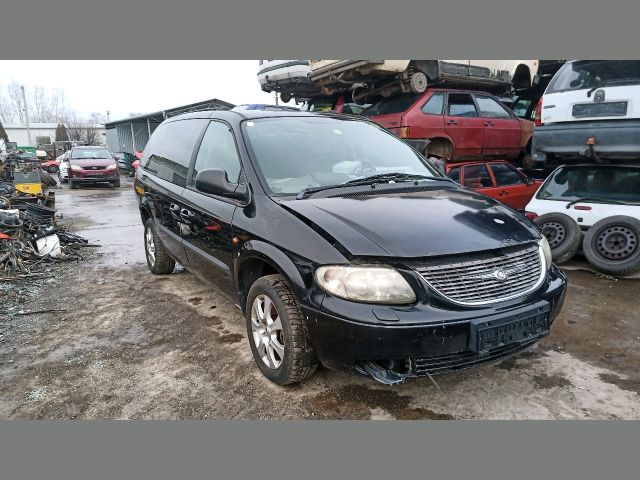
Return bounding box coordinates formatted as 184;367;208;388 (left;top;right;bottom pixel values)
134;110;567;385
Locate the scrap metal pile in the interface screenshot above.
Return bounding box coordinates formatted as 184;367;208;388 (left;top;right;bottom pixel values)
1;149;93;278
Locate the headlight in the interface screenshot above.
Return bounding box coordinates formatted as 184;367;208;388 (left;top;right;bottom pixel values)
106;163;118;170
538;236;552;270
315;265;416;304
69;165;82;171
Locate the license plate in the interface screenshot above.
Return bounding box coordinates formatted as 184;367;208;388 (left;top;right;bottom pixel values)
469;303;550;353
572;101;627;118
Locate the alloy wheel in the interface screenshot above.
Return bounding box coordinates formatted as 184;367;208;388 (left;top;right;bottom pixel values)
250;294;285;369
145;227;156;266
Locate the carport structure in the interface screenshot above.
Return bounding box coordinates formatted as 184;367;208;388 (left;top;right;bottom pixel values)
104;98;234;154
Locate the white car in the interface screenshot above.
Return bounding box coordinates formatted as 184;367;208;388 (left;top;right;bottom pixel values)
531;60;640;169
526;163;640;275
257;60;319;102
57;151;70;183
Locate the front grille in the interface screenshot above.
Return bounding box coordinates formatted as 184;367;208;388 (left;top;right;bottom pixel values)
408;340;538;376
415;243;543;305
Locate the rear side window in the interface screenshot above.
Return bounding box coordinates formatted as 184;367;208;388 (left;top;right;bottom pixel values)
421;93;445;115
447;94;478;117
463;164;493;188
143;119;207;187
474;95;512;119
191;121;242;185
490;163;524;185
363;94;422;116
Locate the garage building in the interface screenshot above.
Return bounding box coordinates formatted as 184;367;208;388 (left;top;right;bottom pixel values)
104;98;234;154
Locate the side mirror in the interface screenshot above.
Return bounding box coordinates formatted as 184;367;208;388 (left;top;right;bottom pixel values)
526;177;536;186
195;168;248;201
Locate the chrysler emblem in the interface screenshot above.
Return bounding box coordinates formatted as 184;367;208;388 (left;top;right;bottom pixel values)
493;269;508;281
594;89;605;102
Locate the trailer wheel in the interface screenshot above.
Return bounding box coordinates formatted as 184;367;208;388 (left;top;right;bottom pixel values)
410;72;428;93
583;216;640;276
534;213;582;264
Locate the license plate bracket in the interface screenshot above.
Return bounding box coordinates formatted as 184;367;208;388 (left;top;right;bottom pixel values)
469;301;550;353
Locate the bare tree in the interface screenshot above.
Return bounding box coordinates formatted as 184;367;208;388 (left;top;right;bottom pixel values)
0;83;73;123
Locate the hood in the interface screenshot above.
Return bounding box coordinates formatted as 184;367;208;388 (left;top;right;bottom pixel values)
69;157;115;168
277;188;540;258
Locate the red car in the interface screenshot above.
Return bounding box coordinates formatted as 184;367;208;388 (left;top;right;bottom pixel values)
68;145;120;189
41;155;62;173
445;160;542;210
364;88;533;164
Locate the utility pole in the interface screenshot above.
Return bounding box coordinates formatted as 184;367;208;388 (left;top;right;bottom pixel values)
106;110;111;122
21;85;32;146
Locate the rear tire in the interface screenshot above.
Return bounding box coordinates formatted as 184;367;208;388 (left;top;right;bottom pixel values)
112;178;121;188
39;170;57;187
144;219;176;274
534;212;582;264
48;165;59;174
583;216;640;276
245;274;318;385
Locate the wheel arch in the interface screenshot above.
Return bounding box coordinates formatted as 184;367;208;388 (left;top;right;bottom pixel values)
424;136;454;160
234;241;308;311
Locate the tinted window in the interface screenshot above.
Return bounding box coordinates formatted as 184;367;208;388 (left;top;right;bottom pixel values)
448;166;461;183
474;95;512;119
463;164;492;188
363;94;422;116
191;122;242;185
421;93;445;115
447;94;477;117
537;166;640;203
491;163;523;186
142;119;207;187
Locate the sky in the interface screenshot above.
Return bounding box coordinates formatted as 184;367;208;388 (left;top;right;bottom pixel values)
0;60;288;122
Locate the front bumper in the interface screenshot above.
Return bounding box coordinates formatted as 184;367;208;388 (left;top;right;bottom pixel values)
302;266;566;377
69;171;119;182
531;119;640;167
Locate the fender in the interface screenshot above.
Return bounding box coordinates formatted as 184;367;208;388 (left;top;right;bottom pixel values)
234;240;317;307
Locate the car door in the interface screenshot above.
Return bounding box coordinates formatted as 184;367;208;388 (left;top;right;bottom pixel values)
138;119;208;267
487;162;534;209
473;94;522;159
180;120;243;300
444;92;484;159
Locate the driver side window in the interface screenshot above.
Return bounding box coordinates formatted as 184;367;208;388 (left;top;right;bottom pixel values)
191;121;242;185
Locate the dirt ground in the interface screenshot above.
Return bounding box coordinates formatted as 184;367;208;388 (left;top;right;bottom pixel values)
1;177;639;419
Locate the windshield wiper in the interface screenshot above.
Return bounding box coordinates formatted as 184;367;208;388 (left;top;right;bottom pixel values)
295;173;450;200
587;78;639;97
566;197;628;208
343;172;447;186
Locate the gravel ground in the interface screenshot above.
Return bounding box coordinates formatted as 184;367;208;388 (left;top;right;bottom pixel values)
1;177;639;419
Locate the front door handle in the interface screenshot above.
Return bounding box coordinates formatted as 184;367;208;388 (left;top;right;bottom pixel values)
446;120;458;125
484;121;494;127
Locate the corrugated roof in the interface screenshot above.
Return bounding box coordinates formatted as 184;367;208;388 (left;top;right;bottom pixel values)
104;98;235;128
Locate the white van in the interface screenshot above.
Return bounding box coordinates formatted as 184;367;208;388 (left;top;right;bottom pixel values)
257;60;319;101
308;60;539;100
531;60;640;168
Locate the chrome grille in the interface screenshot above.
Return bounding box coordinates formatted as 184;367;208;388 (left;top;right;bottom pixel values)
415;244;543;305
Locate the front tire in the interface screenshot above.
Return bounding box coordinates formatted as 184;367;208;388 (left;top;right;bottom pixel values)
112;178;121;188
583;216;640;276
245;274;318;385
48;165;59;174
144;219;176;274
534;212;582;264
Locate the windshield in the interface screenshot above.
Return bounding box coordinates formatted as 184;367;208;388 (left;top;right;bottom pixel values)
362;94;422;117
242;116;441;195
71;148;112;159
546;60;640;94
537;166;640;204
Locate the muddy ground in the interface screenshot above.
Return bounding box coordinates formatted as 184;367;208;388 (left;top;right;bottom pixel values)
1;177;639;419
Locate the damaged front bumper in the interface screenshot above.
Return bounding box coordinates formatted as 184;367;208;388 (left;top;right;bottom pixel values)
302;266;566;384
